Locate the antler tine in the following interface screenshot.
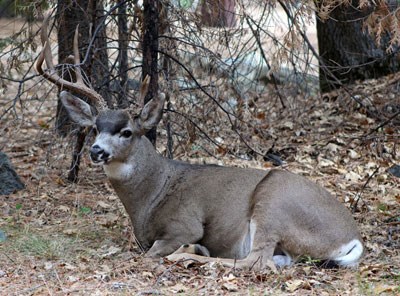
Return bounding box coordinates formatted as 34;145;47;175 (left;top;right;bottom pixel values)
35;15;54;74
35;15;108;111
139;75;150;108
72;25;85;85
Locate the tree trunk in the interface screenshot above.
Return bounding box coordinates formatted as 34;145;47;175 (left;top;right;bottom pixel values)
117;0;129;109
56;0;110;134
142;0;160;145
67;128;86;182
89;0;111;103
316;1;400;92
56;0;110;181
55;0;87;136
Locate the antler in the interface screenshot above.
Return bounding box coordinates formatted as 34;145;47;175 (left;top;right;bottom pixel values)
35;16;108;111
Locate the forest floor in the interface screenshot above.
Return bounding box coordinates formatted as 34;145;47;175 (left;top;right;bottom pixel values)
0;18;400;296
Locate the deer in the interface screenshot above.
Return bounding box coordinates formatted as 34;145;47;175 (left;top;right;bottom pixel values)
35;20;364;272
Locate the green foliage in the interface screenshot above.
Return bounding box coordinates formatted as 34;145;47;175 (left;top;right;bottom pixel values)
0;0;48;19
79;206;92;216
297;255;324;266
377;203;388;212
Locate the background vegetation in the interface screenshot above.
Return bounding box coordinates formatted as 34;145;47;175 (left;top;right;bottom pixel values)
0;0;399;294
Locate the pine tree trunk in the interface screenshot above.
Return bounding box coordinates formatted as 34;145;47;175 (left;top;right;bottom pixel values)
142;0;160;145
56;0;110;181
117;0;129;109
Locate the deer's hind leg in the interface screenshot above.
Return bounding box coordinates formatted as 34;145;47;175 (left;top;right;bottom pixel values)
166;214;282;272
166;245;278;272
166;219;280;272
232;218;280;272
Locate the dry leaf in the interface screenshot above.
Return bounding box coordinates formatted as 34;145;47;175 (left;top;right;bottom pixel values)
282;121;294;130
348;149;361;159
170;283;188;293
345;171;362;182
326;143;340;153
61;263;76;270
55;177;66;186
57;205;70;212
285;279;305;292
63;228;79;235
97;201;111;209
101;246;121;258
98;213;119;227
223;273;236;281
44;262;53;270
374;284;398;294
67;275;79;283
319;158;335;167
142;271;153;278
222;282;238;292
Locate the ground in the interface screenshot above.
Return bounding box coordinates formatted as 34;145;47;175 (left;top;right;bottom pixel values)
0;18;399;296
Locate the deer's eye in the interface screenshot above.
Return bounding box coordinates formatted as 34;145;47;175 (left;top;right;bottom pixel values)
121;130;132;138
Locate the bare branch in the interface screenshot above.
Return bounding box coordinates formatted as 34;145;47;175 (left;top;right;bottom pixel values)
35;15;108;111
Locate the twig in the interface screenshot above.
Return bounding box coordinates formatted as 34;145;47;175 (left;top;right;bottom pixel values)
366;110;400;137
159;50;272;159
240;3;286;109
351;166;379;213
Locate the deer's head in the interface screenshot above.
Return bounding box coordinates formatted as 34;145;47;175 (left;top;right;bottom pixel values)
59;92;164;165
35;17;165;166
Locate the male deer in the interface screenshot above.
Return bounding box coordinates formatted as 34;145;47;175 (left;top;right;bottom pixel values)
35;22;363;272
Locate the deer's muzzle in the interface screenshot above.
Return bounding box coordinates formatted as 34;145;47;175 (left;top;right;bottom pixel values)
90;145;110;164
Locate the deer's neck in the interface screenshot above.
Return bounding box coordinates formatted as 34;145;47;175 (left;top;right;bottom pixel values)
103;137;164;181
103;137;172;247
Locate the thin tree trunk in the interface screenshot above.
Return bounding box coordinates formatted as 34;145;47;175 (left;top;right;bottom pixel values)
117;0;129;108
56;0;87;136
88;0;111;103
67;128;86;182
142;0;160;145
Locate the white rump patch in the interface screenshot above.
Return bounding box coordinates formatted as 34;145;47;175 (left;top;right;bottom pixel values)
331;239;363;267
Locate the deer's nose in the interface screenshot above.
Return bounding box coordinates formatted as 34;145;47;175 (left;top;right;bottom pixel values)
90;145;109;162
90;145;104;156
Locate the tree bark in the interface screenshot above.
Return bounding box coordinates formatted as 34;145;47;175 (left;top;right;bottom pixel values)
117;0;129;109
56;0;110;181
55;0;87;136
142;0;160;145
89;0;111;103
316;1;400;92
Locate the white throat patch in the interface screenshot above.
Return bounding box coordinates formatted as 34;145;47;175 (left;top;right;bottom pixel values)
103;161;136;180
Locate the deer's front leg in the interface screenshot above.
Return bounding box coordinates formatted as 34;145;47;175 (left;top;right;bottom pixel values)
145;239;184;258
145;216;205;258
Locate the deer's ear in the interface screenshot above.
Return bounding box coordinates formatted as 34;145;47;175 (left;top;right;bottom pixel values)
137;93;165;132
60;91;95;127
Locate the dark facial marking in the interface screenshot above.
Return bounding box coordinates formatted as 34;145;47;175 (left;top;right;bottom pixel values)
96;110;131;135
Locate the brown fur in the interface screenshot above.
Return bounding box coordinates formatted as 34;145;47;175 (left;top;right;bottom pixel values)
60;91;364;271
